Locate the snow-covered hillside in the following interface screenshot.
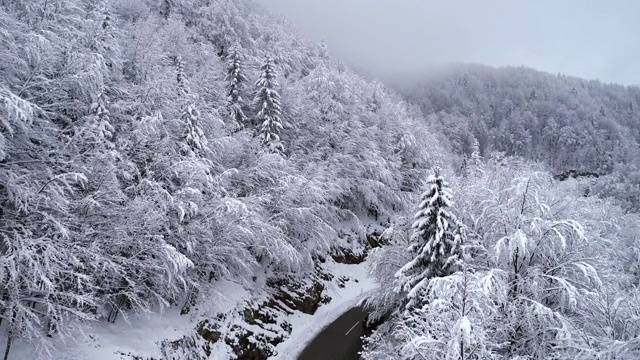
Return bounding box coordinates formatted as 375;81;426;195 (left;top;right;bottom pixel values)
2;1;640;360
0;2;438;358
6;257;375;360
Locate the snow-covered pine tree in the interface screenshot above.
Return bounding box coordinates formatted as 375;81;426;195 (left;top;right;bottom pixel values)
173;55;207;153
174;55;189;97
460;155;469;179
254;56;284;154
461;139;482;179
225;42;248;130
317;39;329;60
87;0;120;70
88;90;115;147
181;102;207;153
395;169;464;310
470;139;482;170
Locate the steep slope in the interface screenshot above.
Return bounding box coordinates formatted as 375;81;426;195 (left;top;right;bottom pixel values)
0;0;442;358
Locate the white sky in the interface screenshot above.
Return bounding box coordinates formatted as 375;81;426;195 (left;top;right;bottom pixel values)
257;0;640;86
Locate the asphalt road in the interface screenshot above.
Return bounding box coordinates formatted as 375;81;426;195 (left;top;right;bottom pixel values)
297;306;369;360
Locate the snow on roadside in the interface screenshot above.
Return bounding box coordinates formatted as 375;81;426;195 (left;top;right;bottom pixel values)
270;259;377;360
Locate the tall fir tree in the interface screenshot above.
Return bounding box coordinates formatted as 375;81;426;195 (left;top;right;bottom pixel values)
181;102;206;152
174;55;189;97
173;55;207;153
254;57;284;154
88;89;115;148
225;42;248;130
470;139;482;169
460;155;469;179
317;39;329;60
395;169;464;310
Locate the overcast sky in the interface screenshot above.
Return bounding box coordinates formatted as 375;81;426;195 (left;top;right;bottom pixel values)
257;0;640;86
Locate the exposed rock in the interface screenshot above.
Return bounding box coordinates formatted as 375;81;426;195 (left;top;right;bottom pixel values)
336;275;349;288
160;334;210;360
196;319;222;343
186;266;333;360
366;231;384;248
155;256;367;360
225;325;279;360
331;250;366;264
269;276;325;315
116;352;156;360
554;169;600;181
332;231;383;264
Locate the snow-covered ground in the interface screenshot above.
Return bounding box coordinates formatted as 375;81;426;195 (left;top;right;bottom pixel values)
2;280;249;360
1;261;375;360
4;307;196;360
270;259;376;360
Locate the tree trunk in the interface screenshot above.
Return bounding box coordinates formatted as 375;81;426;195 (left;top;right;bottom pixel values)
0;292;8;328
3;332;12;360
107;306;119;323
181;286;198;315
47;316;58;337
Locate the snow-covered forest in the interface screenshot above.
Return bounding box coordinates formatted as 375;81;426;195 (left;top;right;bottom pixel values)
1;0;639;359
363;66;640;359
398;64;640;212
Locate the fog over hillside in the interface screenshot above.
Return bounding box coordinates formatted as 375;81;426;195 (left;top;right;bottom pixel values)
259;0;640;86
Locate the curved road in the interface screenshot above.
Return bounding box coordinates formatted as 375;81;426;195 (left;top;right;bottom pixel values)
297;306;370;360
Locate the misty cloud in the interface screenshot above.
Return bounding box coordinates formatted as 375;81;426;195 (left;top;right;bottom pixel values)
258;0;640;85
